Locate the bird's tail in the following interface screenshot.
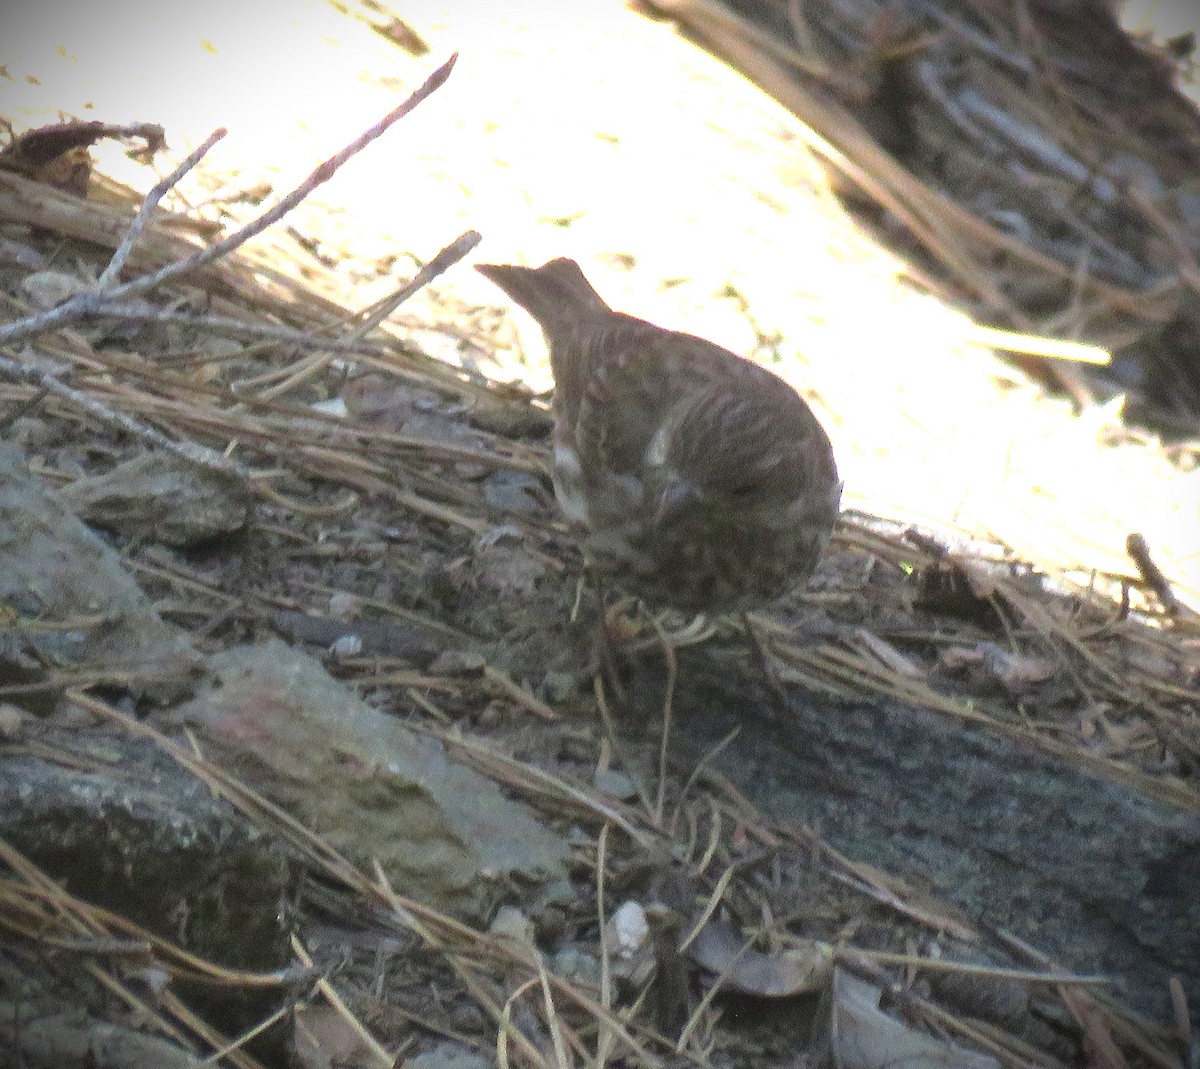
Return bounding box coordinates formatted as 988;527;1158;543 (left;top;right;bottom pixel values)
475;259;610;332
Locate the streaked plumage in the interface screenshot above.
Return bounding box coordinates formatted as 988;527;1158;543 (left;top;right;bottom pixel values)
476;258;841;613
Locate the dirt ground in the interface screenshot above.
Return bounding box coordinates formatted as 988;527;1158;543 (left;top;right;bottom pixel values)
8;0;1198;604
3;3;1200;1068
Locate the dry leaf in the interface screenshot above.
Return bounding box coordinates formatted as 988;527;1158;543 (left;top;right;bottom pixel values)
294;1003;388;1069
940;641;1057;693
821;969;1000;1069
687;917;831;997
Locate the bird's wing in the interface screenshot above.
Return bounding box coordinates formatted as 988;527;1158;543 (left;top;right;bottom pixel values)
571;316;743;476
572;315;838;514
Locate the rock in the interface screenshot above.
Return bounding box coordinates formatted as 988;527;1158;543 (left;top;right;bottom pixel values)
0;443;200;704
408;1040;492;1069
155;640;571;918
0;720;296;1053
60;451;251;547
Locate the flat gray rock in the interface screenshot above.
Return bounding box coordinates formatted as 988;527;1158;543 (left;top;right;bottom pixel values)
157;640;571;918
0;443;200;702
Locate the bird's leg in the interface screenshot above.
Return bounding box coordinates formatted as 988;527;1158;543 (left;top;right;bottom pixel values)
569;574;587;625
583;575;629;706
740;611;792;723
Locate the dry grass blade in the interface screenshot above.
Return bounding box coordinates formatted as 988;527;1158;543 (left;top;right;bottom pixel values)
0;53;461;488
964;323;1112;365
0;53;460;347
0;878;299;989
437;730;655;847
69;692;671;1067
0;835;271;1069
843;948;1111;988
3;8;1196;1066
290;936;394;1069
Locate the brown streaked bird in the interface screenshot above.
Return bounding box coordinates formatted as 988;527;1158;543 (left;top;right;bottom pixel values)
476;258;841;615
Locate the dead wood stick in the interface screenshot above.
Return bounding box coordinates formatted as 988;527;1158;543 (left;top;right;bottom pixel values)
1125;533;1183;617
0;51;458;349
254;228;482;401
0;351;249;478
0;52;460;478
80;306;389;352
96;127;227;289
87;228;481;359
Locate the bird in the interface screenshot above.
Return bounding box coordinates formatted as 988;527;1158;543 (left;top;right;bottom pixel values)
475;258;841;617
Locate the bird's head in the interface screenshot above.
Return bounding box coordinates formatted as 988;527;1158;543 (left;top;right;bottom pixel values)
642;386;826;533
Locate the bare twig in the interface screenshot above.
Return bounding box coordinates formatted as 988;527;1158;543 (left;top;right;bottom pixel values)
0;351;249;478
1126;532;1186;618
81;306;384;351
0;52;458;349
348;229;483;339
253;228;482;401
0;53;460;479
96;127;227;289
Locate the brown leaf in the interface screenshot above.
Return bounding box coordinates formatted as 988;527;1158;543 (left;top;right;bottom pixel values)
687;917;831;997
294;1003;387;1069
0;120;165;195
820;969;1000;1069
940;641;1058;693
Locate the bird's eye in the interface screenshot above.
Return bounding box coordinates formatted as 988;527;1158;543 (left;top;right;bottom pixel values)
730;482;759;498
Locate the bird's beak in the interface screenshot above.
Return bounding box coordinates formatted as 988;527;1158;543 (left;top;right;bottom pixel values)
655;478;701;527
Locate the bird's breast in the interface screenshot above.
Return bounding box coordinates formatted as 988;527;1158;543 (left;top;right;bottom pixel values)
551;439;645;530
551;441;590;526
583;502;825;613
635;520;818;612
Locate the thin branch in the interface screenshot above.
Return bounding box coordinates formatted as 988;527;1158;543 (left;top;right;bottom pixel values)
82;307;342;344
82;229;481;363
0;52;459;349
96;127;227;289
76;307;397;358
251;229;482;401
347;229;482;339
0;351;249;478
108;51;459;305
0;53;460;479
